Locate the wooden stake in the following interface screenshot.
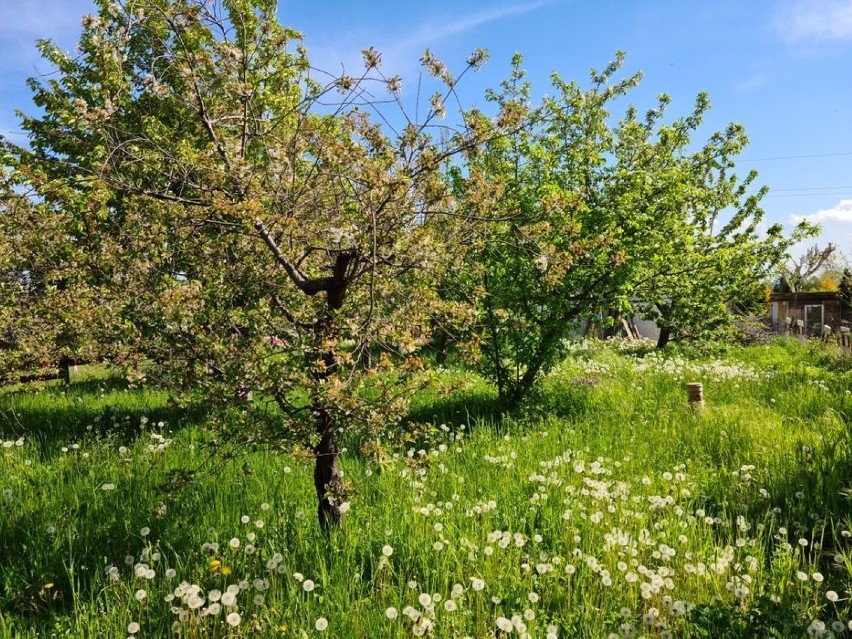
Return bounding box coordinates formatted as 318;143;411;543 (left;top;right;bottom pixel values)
687;382;704;410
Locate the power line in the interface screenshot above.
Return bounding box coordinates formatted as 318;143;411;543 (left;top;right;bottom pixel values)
762;193;851;198
739;151;852;162
769;186;852;192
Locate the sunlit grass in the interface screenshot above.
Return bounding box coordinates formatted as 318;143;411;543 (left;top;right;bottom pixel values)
1;338;851;638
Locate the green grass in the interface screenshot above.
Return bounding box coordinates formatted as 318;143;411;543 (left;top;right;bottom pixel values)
1;338;851;638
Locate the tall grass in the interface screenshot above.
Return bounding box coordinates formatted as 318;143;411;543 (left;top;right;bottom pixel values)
1;339;850;638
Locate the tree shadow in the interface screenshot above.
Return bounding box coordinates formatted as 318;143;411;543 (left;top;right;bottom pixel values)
0;467;218;631
404;386;504;432
0;376;210;456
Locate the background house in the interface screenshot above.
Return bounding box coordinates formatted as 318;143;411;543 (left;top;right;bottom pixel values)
769;291;850;335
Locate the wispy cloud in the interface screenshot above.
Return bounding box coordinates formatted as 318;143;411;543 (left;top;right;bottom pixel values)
308;0;553;75
793;199;852;224
399;0;553;50
735;72;767;93
774;0;852;43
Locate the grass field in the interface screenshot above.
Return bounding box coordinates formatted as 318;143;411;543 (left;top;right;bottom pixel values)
1;338;851;638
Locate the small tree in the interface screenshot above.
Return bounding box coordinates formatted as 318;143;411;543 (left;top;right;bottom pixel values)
8;0;492;528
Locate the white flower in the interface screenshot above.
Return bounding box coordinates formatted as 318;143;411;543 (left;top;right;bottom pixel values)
226;612;241;626
165;568;176;579
527;592;539;604
386;607;398;619
496;617;513;632
418;593;432;607
127;622;140;634
221;591;237;607
444;600;457;612
403;606;420;620
209;589;221;602
338;502;350;514
139;527;150;537
382;545;394;557
470;578;485;591
315;617;328;631
229;538;240;548
303;580;316;592
826;590;839;602
207;602;221;616
134;589;147;601
812;572;824;583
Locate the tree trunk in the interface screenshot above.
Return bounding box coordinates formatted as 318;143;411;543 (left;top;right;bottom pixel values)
58;356;71;385
435;329;449;366
310;311;345;532
657;326;672;349
313;408;342;532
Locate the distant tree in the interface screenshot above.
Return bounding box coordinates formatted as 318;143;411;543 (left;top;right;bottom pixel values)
637;213;813;348
780;244;838;293
0;169;119;381
6;0;493;529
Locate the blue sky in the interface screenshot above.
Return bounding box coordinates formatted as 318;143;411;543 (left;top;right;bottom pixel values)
1;0;851;256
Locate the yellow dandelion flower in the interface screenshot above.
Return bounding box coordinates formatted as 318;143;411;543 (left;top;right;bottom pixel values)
221;566;232;575
43;583;54;589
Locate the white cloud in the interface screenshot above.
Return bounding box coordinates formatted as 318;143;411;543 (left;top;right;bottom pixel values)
789;200;852;259
775;0;852;43
793;199;852;224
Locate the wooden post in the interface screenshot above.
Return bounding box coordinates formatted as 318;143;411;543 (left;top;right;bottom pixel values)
821;325;832;344
785;317;792;335
841;327;850;355
687;382;704;410
58;356;71;385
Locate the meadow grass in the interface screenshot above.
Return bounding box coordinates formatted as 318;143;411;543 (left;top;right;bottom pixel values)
1;338;851;638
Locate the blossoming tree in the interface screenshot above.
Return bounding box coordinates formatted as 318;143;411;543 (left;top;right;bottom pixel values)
7;0;491;528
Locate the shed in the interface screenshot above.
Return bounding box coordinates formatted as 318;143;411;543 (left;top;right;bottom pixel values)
769;291;850;335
